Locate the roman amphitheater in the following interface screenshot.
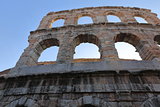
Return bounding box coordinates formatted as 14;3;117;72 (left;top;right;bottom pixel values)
1;6;160;107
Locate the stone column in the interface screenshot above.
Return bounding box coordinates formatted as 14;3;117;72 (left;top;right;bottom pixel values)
38;16;52;29
137;41;160;61
145;16;160;24
95;15;107;23
121;13;137;23
92;16;97;23
56;44;73;63
15;46;38;67
64;17;77;25
101;41;119;61
56;32;73;63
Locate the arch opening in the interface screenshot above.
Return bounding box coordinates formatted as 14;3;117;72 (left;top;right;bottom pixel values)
35;38;59;64
38;46;59;62
52;19;65;27
115;42;142;60
114;33;142;60
80;104;96;107
154;35;160;46
74;43;100;59
73;34;101;61
134;16;148;23
78;16;93;25
107;15;121;22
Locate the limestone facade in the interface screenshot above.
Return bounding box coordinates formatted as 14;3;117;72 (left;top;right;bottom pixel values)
38;6;160;29
1;72;160;107
14;6;160;68
1;6;160;107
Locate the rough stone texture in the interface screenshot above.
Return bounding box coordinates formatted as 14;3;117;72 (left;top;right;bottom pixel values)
38;6;160;29
1;6;160;107
14;7;160;67
1;71;160;107
15;23;160;67
6;61;160;78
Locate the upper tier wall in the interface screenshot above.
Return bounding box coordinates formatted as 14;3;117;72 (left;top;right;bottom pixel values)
38;6;160;29
15;23;160;67
13;6;160;69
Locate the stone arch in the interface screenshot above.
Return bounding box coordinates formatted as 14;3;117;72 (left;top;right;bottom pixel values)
106;15;121;22
132;12;150;23
133;11;160;24
4;97;39;107
38;14;67;29
105;11;124;22
15;36;60;67
114;33;142;48
75;12;96;24
114;33;146;60
16;36;61;66
71;34;102;59
34;38;60;63
51;18;65;28
78;16;93;25
49;16;66;28
134;16;148;23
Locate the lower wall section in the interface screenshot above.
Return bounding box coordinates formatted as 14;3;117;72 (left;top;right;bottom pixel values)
2;93;160;107
0;71;160;107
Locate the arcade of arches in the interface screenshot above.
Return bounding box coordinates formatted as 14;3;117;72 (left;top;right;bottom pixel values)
36;33;155;64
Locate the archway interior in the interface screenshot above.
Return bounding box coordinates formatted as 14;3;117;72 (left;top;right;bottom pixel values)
74;43;100;59
36;38;59;63
115;33;142;60
78;16;93;24
52;19;65;27
134;16;148;23
73;34;101;60
38;46;59;62
154;35;160;46
107;15;121;22
115;42;142;60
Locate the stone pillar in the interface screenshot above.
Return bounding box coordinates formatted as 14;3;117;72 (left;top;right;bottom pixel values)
145;16;160;24
101;41;119;61
38;16;52;29
15;46;38;67
121;13;137;23
137;41;160;61
95;15;107;23
64;17;77;25
153;17;160;24
56;44;73;63
92;16;98;23
56;32;73;63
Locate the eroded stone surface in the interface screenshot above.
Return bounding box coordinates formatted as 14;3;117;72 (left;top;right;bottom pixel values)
1;6;160;107
15;6;160;68
15;23;160;68
1;71;160;107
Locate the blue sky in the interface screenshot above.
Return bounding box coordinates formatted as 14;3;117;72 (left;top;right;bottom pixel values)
0;0;160;71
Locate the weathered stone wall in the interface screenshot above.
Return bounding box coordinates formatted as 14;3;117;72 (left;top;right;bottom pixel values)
7;61;160;77
1;71;160;107
16;23;160;67
38;6;160;29
1;6;160;107
14;6;160;68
